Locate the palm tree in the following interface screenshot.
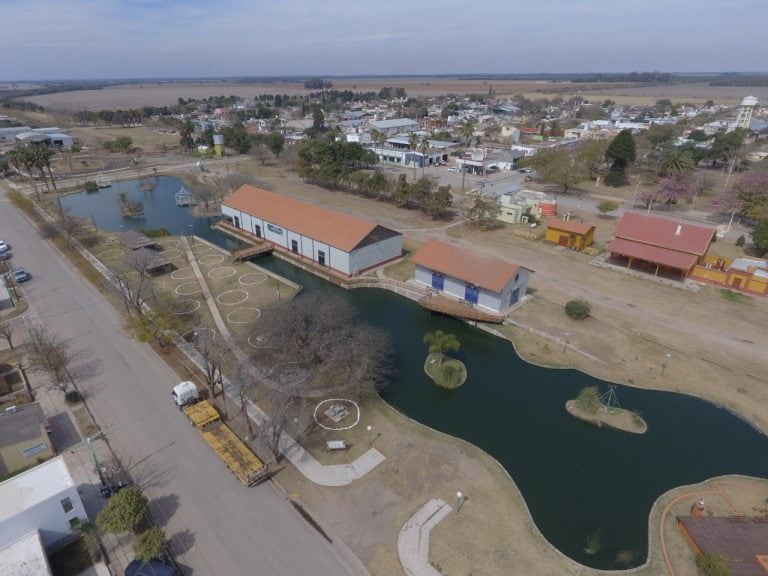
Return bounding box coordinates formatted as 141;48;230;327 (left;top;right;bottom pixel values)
369;128;383;160
34;144;57;191
423;330;460;366
29;145;51;193
408;132;420;182
419;136;430;178
461;120;476;147
8;147;40;199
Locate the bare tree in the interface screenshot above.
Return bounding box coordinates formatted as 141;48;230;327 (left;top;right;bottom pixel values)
112;249;160;317
0;321;15;350
233;361;258;440
196;332;228;400
27;324;76;394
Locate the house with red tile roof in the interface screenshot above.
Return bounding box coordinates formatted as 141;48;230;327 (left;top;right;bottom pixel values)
607;212;716;279
221;185;402;276
411;239;531;314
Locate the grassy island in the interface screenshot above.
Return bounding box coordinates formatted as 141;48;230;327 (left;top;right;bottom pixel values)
424;353;467;389
566;386;647;434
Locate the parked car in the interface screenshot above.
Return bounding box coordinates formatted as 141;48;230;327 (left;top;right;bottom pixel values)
124;560;177;576
448;167;459;173
0;252;9;261
12;269;30;283
0;241;9;254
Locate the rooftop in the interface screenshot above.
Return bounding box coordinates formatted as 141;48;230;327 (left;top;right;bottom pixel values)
411;239;527;293
0;457;75;522
0;403;47;448
546;219;595;235
370;118;419;129
121;230;158;251
613;212;716;256
679;516;768;576
0;531;51;576
223;185;399;252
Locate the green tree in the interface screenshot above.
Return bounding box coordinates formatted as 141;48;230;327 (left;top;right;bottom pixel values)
530;148;587;194
423;330;460;366
687;129;708;142
266;132;285;158
565;299;591;319
408;132;420;181
658;147;694;177
461;120;476;146
7;147;40;199
311;104;325;133
605;129;636;186
419;135;430;178
221;123;251;154
96;487;148;533
708;129;747;166
753;219;768;257
179;120;195;151
597;200;619;216
578;139;608;180
133;527;166;563
423;185;453;220
695;553;731;576
466;196;501;228
369;128;386;159
0;154;8;173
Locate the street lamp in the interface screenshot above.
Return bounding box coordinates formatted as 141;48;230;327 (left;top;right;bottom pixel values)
661;353;672;375
563;332;570;353
367;425;372;447
456;491;464;513
293;417;299;439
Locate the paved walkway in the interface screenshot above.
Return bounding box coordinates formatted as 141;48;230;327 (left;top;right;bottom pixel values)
179;238;386;486
397;499;452;576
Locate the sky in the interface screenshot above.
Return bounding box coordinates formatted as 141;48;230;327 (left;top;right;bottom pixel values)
1;0;766;81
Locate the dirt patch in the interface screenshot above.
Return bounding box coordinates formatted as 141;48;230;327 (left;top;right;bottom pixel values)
71;405;98;438
565;399;647;434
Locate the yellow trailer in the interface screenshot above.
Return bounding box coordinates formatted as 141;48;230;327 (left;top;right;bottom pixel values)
185;400;269;486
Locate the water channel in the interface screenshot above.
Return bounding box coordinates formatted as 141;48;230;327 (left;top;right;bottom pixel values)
62;177;768;569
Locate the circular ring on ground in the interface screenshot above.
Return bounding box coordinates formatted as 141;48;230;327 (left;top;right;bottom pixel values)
159;239;180;248
170;267;195;280
268;362;309;387
313;399;361;431
182;327;216;343
239;272;268;286
199;254;224;266
191;243;211;254
175;282;202;296
226;307;261;324
171;299;201;315
247;334;272;348
161;249;182;258
208;266;236;279
216;290;249;306
105;236;120;245
97;248;125;261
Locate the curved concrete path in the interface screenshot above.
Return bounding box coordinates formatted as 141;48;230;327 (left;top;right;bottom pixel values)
398;498;452;576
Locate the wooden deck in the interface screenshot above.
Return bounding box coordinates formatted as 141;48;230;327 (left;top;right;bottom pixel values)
419;294;505;324
232;244;274;261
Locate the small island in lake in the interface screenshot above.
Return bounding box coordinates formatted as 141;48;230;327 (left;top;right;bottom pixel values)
566;386;647;434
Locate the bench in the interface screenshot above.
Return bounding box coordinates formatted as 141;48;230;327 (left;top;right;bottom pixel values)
326;440;346;451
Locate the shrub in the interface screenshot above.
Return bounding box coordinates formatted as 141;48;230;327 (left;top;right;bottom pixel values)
576;386;601;414
140;227;171;238
565;299;591;319
96;486;148;533
696;553;731;576
84;181;98;192
133;526;166;563
597;200;619;215
65;391;82;403
735;235;745;247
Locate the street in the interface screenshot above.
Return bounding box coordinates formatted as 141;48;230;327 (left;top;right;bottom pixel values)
0;188;368;576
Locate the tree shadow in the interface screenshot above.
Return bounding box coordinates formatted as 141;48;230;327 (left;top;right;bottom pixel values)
149;493;180;527
168;529;196;556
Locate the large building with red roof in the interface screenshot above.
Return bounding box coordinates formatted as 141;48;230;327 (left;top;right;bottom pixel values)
607;213;716;279
411;239;531;314
221;185;402;276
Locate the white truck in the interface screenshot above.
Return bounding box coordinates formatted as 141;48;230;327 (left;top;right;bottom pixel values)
171;381;201;410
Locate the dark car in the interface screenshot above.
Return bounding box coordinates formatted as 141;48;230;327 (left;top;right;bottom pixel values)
124;560;177;576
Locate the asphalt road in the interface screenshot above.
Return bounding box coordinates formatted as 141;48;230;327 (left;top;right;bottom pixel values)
0;188;368;576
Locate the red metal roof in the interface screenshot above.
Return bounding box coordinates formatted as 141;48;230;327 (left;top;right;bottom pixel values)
679;516;768;576
411;239;525;293
223;185;395;252
607;238;698;271
546;219;595;235
613;212;715;256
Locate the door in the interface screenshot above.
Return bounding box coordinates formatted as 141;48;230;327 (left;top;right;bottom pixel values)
254;225;262;238
558;235;568;247
318;250;326;266
431;273;444;291
234;216;240;229
291;240;299;254
732;277;742;289
510;288;520;305
464;284;479;304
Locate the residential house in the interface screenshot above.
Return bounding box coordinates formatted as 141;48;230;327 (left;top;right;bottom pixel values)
0;403;54;477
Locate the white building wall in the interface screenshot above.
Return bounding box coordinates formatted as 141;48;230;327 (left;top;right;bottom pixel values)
349;235;402;273
0;486;86;550
313;241;331;267
300;236;314;259
329;247;351;275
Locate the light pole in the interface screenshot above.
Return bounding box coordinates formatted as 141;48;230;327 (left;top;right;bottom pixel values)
293;417;299;439
563;332;570;353
456;491;464;513
367;425;372;448
661;353;672;375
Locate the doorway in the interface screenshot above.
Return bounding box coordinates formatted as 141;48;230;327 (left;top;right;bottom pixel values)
318;250;326;266
291;240;299;254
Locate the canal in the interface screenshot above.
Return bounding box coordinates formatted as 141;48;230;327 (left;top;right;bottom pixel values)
62;177;768;569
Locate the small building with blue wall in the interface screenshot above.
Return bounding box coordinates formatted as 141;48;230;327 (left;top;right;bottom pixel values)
411;239;531;314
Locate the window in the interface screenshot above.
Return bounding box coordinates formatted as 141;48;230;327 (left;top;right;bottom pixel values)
69;518;81;530
61;497;73;513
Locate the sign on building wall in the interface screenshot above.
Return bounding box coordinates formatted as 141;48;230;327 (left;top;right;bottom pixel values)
267;223;284;235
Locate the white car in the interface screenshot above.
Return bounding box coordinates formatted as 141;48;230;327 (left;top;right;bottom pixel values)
448;167;459;173
0;241;8;254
